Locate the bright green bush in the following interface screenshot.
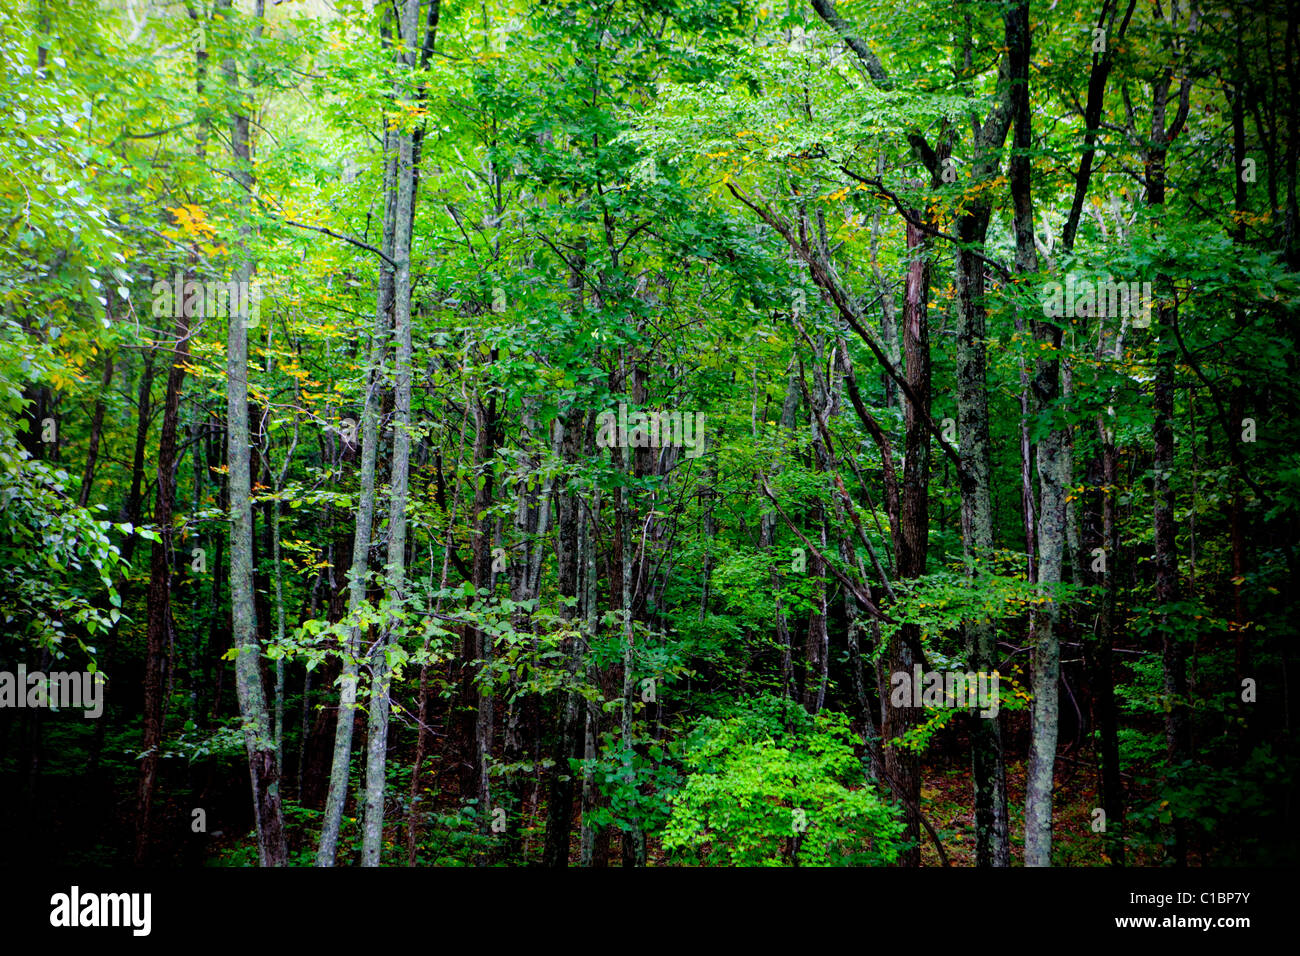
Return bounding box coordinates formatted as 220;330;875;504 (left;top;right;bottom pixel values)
662;696;907;866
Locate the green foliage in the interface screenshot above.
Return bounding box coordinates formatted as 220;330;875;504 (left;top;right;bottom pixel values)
3;0;1298;869
878;552;1063;659
662;696;907;866
584;738;682;850
0;430;131;660
1128;743;1300;865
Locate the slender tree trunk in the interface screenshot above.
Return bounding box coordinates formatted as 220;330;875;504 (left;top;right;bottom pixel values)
316;89;399;870
469;386;500;853
360;0;420;868
952;67;1012;864
765;364;801;699
220;0;287;867
133;10;214;860
1004;0;1064;868
543;406;586;866
119;351;155;566
541;247;589;870
955;241;1010;867
78;352;113;508
133;272;189;866
1055;0;1134;866
618;445;646;867
407;425;468;863
882;213;932;867
1147;64;1192;868
271;498;286;776
1085;408;1125;864
265;414;298;780
579;479;605;867
804;338;834;715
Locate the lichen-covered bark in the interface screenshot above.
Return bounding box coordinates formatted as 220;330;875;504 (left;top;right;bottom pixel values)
360;0;421;867
1002;0;1063;868
953;44;1013;867
221;0;287;867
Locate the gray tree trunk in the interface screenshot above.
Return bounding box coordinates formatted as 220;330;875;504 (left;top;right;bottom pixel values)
578;479;603;867
360;0;421;867
543;405;586;866
1003;0;1064;868
618;450;646;867
317;104;398;871
218;0;287;868
951;38;1013;867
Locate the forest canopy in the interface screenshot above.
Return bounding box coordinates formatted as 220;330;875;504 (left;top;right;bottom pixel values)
1;0;1297;870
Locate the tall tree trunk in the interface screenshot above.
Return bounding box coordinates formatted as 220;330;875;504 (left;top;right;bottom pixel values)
881;213;932;867
543;405;586;866
618;443;646;867
316;74;399;869
1004;0;1064;868
220;0;287;867
1057;0;1135;866
133;7;214;861
469;385;500;852
360;0;420;868
1146;44;1193;867
952;52;1013;866
133;270;189;865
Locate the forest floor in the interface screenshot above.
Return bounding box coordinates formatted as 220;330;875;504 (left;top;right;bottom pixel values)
194;749;1119;866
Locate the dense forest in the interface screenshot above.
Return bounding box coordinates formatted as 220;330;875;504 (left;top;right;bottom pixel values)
1;0;1297;870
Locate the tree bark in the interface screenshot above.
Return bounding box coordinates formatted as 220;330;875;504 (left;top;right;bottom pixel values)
881;213;932;867
952;43;1013;868
133;276;189;866
543;405;586;866
1004;0;1064;868
1145;36;1194;866
316;59;400;868
77;351;113;508
360;0;420;868
220;0;287;867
